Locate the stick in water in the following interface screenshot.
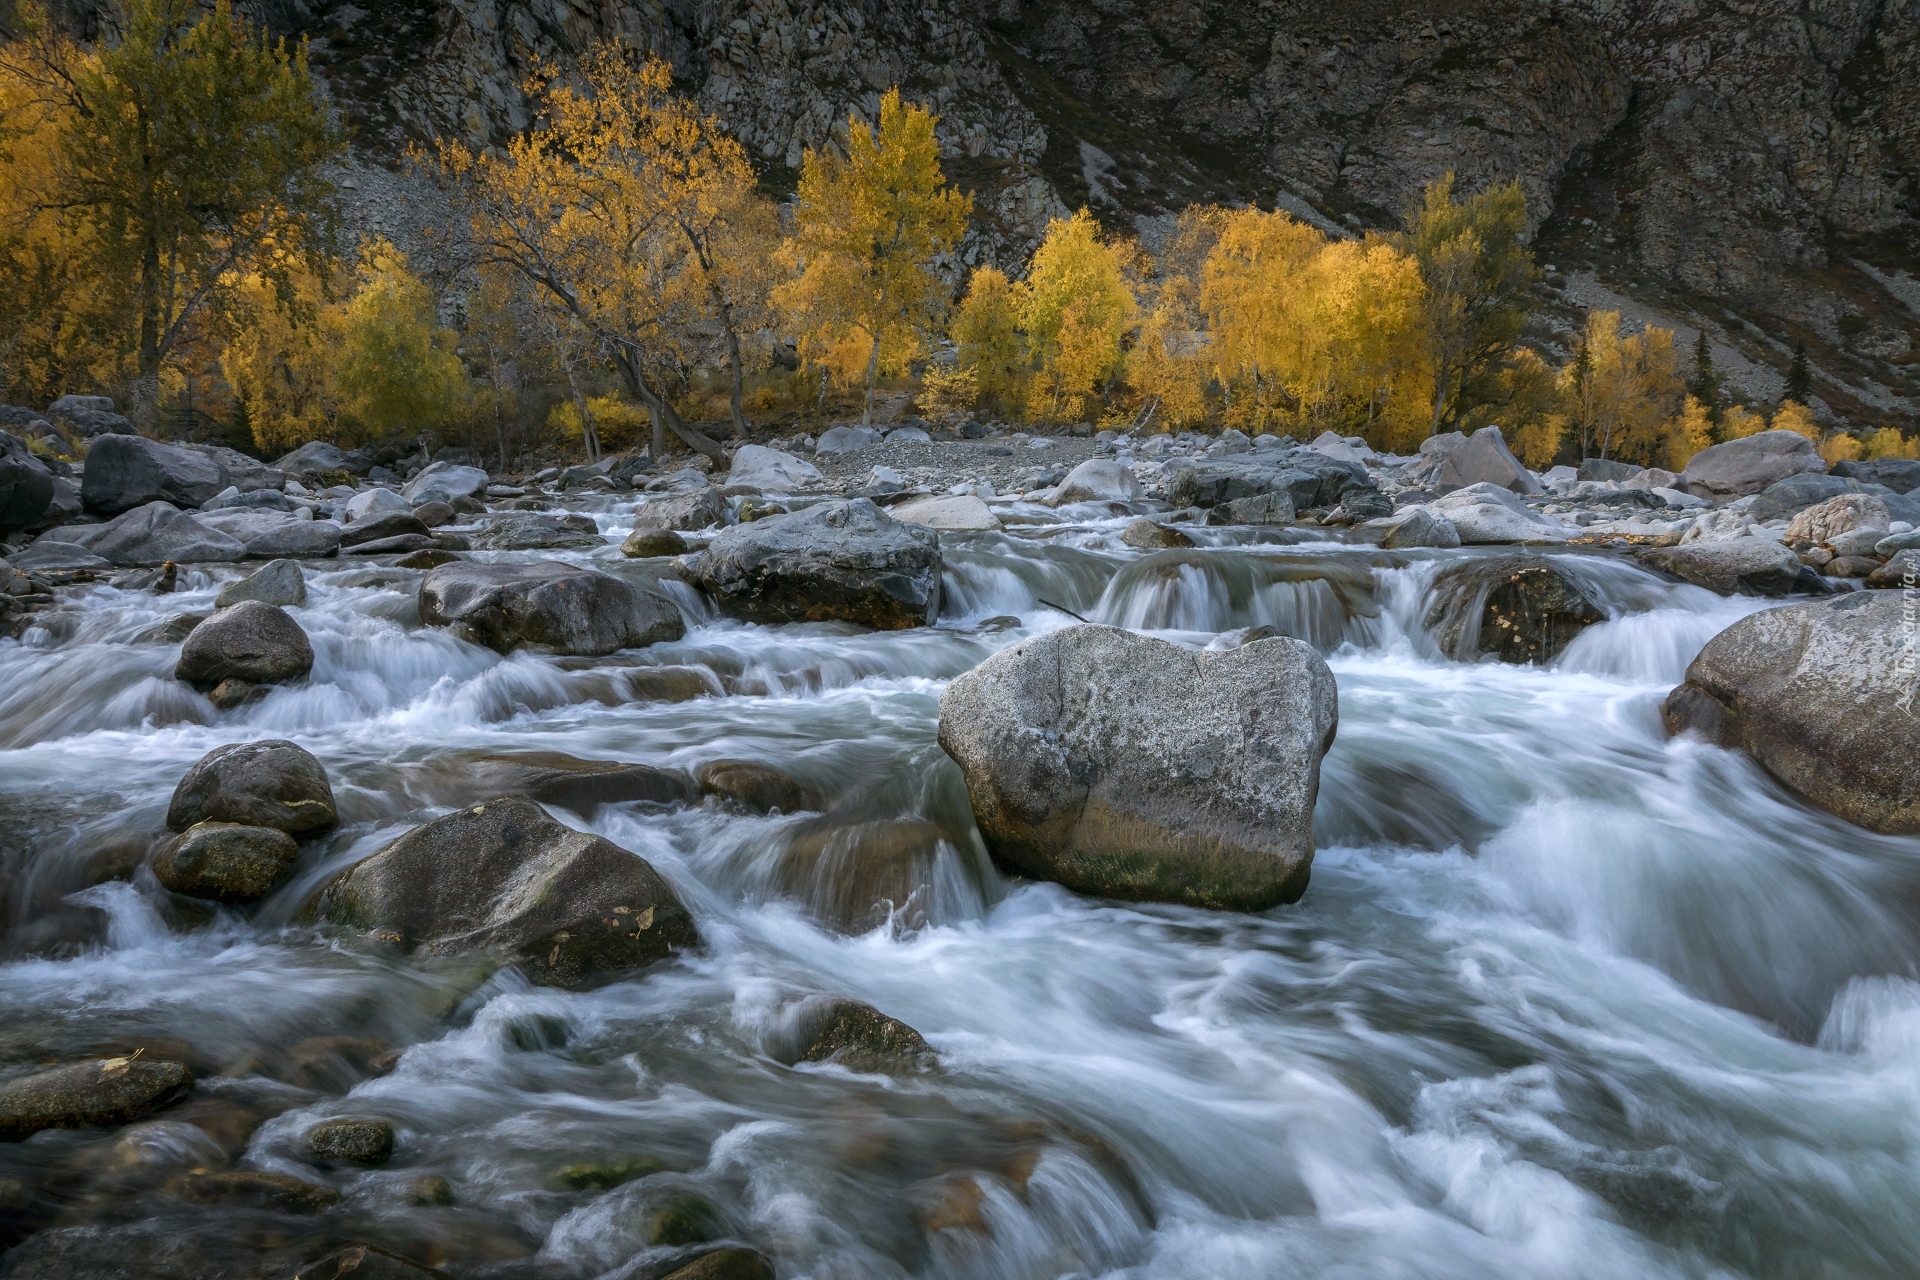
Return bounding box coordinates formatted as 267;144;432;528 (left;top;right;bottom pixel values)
1038;598;1093;623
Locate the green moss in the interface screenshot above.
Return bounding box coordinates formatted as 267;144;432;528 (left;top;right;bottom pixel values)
552;1155;667;1191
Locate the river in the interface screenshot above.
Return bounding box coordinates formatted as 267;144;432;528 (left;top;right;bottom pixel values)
2;495;1916;1280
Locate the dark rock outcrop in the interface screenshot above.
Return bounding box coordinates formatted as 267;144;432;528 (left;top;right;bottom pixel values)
167;740;338;835
419;560;684;655
690;498;941;629
174;600;314;688
0;431;55;531
80;434;227;514
1424;557;1605;663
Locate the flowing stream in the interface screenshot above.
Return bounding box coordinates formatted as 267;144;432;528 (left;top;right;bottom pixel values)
3;497;1919;1280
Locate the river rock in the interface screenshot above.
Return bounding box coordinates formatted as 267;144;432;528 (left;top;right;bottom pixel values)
775;816;951;932
621;527;689;557
1680;508;1755;543
891;494;1000;530
815;425;883;454
770;997;935;1072
726;445;821;493
0;1057;194;1141
175;600;313;687
1663;591;1920;833
343;488;409;524
8;539;110;572
451;751;692;814
215;558;305;608
1207;491;1296;526
243;518;343;559
467;512;602;550
938;624;1336;910
1121;518;1192;549
697;759;820;813
419;561;683;655
307;1117;395;1165
660;1249;776;1280
0;431;55;531
1637;536;1824;597
340;510;430;547
1681;430;1824;501
886;426;932;444
1381;507;1462;549
1747;473;1920;525
152;822;300;903
690;498;941;629
1784;493;1892;545
80;434;231;514
1578;458;1639;482
175;1169;338;1213
345;533;438;556
1168;453;1373;512
1430;485;1572;543
87;501;247;565
1425;558;1605;663
167;739;338;835
401;462;488;505
315;797;699;987
204;485;296;512
1049;459;1141;505
274;440;349;475
1421;426;1542;495
630;486;725;532
1866;549;1920;588
295;1244;441;1279
1832;457;1920;493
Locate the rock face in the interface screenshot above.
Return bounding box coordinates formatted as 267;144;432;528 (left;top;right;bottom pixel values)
0;431;55;531
90;501;248;565
1638;537;1823;597
0;1058;194;1141
419;561;684;655
1419;427;1542;495
691;498;941;629
152;822;300;903
1681;431;1825;501
315;797;699;986
938;625;1336;911
726;445;821;493
1425;558;1605;663
80;435;229;514
1664;592;1920;834
175;601;314;688
167;740;338;835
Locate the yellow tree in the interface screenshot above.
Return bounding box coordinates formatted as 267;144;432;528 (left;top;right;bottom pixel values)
775;88;973;426
1020;210;1137;422
1770;400;1818;441
1665;395;1715;469
336;241;470;438
951;265;1026;401
1198;208;1326;434
433;47;729;462
1318;237;1430;448
220;261;348;453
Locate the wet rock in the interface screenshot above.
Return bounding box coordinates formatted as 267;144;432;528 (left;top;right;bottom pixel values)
891;494;1001;531
815;425;883;454
1121;518;1192;549
419;561;684;655
214;558;305;608
640;1192;724;1246
773;997;934;1073
6;539;110;572
1664;592;1920;833
631;486;726;533
1381;508;1461;549
459;751;692;814
90;501;246;565
278;1036;398;1092
152;822;299;903
315;797;699;987
1328;488;1393;522
725;445;821;493
1170;452;1373;513
690;498;941;629
1681;430;1824;501
401;462;488;506
411;500;455;528
120;561;177;593
1419;426;1543;495
295;1244;445;1279
207;678;266;709
698;759;820;814
340;510;430;547
80;435;227;514
466;512;602;551
0;432;55;532
1638;537;1825;597
621;527;689;558
552;1155;667;1191
938;624;1336;910
408;1175;455;1206
174;600;313;687
1206;492;1294;526
0;1057;194;1141
658;1248;776;1280
1429;486;1573;543
243;518;343;559
1425;558;1606;664
307;1117;395;1166
167;739;338;835
1050;459;1142;505
396;548;460;570
1785;493;1891;544
173;1169;338;1213
345;533;437;556
625;665;720;702
776;816;952;932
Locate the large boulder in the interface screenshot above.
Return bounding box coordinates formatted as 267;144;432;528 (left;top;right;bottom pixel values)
1747;472;1920;526
890;494;1000;531
1637;537;1824;597
726;445;821;493
167;739;337;834
80;434;228;513
1663;592;1919;833
1381;507;1461;549
1681;430;1824;501
466;512;602;551
0;1057;193;1141
1049;459;1142;505
1420;426;1543;495
274;440;350;475
937;625;1337;911
690;498;941;629
1428;485;1573;543
0;431;56;531
340;510;430;547
814;425;883;454
90;501;247;565
1785;493;1890;545
243;518;343;559
401;462;488;506
1832;457;1920;493
175;600;313;688
1168;453;1374;513
419;560;684;655
343;487;411;523
152;822;300;903
1424;558;1605;663
314;797;699;987
630;486;726;532
215;558;305;608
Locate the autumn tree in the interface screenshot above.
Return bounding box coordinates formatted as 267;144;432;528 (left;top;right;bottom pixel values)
1397;173;1538;436
0;0;344;425
775;88;972;425
336;241;469;438
1021;210;1136;422
951;265;1026;402
221;260;346;453
1570;311;1685;464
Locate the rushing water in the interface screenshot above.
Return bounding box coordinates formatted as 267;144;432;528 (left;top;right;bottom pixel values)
2;496;1918;1280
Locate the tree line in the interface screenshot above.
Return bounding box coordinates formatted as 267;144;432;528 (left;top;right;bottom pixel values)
3;0;1896;470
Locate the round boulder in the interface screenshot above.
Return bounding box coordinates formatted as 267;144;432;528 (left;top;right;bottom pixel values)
689;498;941;630
152;822;299;903
174;600;313;688
167;739;338;835
307;1117;395;1166
419;560;684;655
0;1057;194;1141
937;624;1337;910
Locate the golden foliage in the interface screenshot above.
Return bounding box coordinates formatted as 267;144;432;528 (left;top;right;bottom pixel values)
221;263;346;452
1569;311;1686;466
917;366;978;420
1770;400;1818;441
1721;404;1766;439
1864;427;1920;460
336;241;469;436
1497;348;1570;469
1666;396;1715;469
951;266;1026;400
1021;211;1137;422
549;396;650;452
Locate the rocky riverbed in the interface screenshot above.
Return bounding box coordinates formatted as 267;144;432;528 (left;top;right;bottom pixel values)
2;421;1919;1279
